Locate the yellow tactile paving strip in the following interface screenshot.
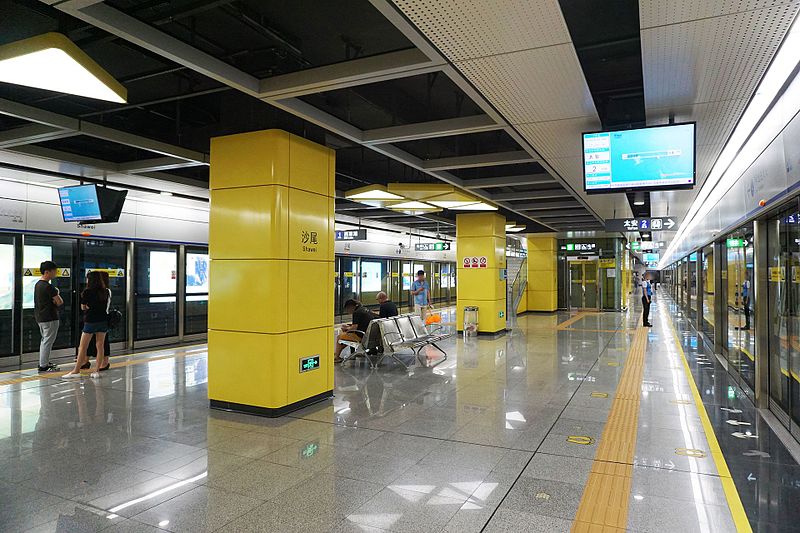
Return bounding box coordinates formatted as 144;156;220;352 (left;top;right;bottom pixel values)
572;326;648;532
0;345;206;387
557;311;600;330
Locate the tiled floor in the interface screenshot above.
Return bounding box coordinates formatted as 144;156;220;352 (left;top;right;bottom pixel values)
0;298;797;532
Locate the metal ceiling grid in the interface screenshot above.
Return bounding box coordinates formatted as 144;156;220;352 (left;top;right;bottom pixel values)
390;0;630;227
639;0;799;28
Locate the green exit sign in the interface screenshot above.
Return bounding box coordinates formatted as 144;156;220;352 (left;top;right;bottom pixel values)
566;243;575;251
726;238;744;248
631;242;641;251
300;355;320;373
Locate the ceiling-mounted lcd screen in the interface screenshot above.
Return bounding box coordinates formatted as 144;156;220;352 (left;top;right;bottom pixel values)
59;184;128;223
583;123;696;194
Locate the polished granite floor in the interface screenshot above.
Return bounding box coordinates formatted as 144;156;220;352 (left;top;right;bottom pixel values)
0;298;797;532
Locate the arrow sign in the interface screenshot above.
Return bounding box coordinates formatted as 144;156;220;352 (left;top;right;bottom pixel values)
726;420;751;426
747;473;757;481
742;450;770;458
720;407;742;414
664;218;676;229
731;432;758;439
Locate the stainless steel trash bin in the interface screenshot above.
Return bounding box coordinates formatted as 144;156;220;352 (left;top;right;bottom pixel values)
464;306;479;338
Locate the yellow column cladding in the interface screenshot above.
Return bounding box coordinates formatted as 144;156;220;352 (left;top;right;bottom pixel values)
526;236;558;312
456;212;507;333
208;129;334;416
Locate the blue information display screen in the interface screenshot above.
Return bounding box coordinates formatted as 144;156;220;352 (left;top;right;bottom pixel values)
59;185;101;221
583;123;695;193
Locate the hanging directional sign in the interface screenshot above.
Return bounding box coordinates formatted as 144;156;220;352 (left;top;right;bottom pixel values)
415;242;451;251
605;217;679;232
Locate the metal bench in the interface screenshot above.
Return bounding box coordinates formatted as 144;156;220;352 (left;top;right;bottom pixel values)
338;320;383;367
376;314;451;368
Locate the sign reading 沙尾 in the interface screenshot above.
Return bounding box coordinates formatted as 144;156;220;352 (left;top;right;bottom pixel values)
605;217;679;232
301;229;319;253
414;242;451;252
335;229;367;241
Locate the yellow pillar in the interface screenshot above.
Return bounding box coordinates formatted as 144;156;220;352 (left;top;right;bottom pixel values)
207;130;335;416
526;236;557;312
456;212;506;333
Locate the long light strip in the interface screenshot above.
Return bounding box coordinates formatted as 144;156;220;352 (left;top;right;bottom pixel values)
659;14;800;268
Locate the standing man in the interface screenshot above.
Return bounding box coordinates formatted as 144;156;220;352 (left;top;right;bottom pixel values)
641;272;653;328
34;261;62;372
410;270;430;319
740;271;751;331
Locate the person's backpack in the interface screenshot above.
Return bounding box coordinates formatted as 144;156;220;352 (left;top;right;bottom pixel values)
107;308;123;329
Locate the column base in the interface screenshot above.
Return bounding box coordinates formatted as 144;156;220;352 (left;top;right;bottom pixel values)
210;390;333;418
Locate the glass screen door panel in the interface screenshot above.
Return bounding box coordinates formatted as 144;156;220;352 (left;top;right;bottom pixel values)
22;236;75;353
0;235;14;356
569;263;583;308
702;246;715;340
79;239;128;343
185;247;209;335
584;263;598;309
134;244;178;341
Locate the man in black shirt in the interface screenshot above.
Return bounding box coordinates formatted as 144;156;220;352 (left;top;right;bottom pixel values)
34;261;62;372
377;292;398;318
334;299;373;363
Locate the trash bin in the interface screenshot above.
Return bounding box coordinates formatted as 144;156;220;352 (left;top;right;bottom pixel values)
463;306;479;338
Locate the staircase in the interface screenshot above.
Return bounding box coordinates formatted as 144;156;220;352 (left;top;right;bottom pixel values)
506;256;527;328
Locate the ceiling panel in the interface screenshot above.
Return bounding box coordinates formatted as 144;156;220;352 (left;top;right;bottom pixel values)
516;116;601;160
639;0;798;29
641;4;797;109
393;0;570;61
456;45;597;125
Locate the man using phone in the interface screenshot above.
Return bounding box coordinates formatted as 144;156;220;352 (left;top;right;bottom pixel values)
34;261;63;372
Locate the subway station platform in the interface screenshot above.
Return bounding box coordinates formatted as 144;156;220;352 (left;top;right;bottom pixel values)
2;298;797;532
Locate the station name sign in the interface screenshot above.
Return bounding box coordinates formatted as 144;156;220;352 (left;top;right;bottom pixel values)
605;217;679;232
335;229;367;241
415;242;451;251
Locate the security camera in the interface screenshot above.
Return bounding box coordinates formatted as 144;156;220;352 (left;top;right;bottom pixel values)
398;242;405;248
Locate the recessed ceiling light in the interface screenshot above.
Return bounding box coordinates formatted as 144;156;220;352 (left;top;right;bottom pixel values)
160;191;173;196
0;33;127;103
388;200;438;210
506;225;526;232
633;200;645;206
345;184;404;201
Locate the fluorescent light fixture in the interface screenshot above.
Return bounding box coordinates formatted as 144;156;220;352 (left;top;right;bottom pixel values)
0;33;127;103
429;200;478;208
449;202;498;211
633;200;645;206
345;184;404;201
160;191;173;196
659;14;800;268
388;201;439;210
506;225;526;232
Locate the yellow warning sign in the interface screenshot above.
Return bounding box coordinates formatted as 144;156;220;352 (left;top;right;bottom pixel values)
391;272;399;278
566;435;594;445
675;447;706;458
345;272;354;278
86;268;125;278
769;266;785;282
599;258;616;269
590;392;608;398
23;268;70;277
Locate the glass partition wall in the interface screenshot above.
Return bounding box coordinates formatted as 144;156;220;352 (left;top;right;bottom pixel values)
702;245;715;341
725;222;756;395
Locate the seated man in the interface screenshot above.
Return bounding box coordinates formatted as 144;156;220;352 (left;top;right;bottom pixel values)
334;298;374;363
376;291;398;318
